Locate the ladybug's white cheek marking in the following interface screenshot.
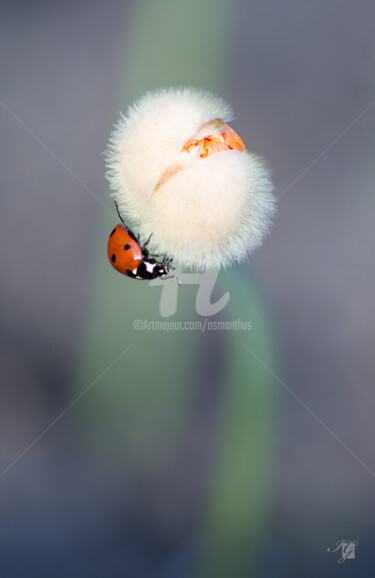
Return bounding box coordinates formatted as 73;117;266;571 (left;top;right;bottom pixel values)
132;268;138;275
145;262;156;273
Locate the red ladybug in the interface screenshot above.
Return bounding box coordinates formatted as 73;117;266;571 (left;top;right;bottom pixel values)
108;202;178;282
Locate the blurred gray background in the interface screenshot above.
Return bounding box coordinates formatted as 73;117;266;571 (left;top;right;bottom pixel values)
1;1;375;576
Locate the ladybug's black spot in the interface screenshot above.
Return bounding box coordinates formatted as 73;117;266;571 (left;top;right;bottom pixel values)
111;254;116;263
124;243;131;251
110;228;116;237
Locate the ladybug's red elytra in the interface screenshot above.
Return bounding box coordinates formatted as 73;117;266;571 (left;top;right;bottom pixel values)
107;202;180;283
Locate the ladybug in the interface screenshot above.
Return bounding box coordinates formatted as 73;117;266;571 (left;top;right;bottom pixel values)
108;202;179;283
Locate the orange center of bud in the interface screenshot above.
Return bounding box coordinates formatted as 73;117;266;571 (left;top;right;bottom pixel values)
152;119;246;195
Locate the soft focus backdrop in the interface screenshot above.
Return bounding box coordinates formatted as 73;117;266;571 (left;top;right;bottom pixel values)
1;1;375;577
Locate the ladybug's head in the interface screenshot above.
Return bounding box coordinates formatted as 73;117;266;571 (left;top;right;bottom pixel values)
137;257;181;283
153;260;181;285
135;258;172;280
154;264;169;278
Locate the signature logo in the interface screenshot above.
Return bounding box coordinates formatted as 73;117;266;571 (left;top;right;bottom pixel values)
327;539;358;563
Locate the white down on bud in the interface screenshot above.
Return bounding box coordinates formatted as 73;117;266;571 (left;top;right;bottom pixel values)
105;87;275;270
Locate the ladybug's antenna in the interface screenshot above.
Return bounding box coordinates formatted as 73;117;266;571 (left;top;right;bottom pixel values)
113;201;139;243
114;201;127;228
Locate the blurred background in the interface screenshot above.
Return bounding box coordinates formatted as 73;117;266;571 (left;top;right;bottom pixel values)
1;1;375;576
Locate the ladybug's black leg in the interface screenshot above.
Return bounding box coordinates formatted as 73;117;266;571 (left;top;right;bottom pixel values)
161;254;171;266
163;257;175;270
143;233;153;251
161;274;182;286
147;252;169;262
